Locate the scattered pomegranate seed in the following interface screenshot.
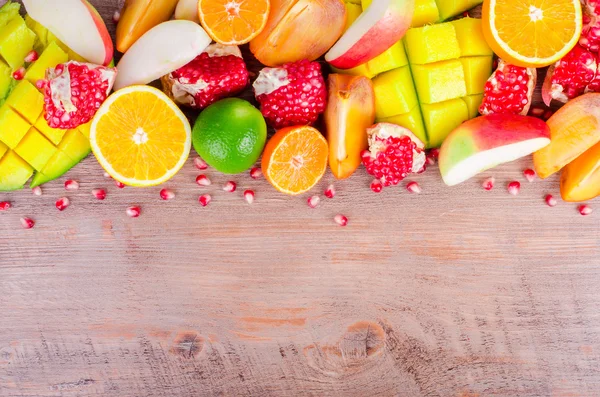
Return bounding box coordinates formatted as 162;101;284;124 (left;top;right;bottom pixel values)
223;181;237;192
324;184;336;199
115;180;125;189
160;189;175;201
307;195;320;208
12;67;25;80
529;106;545;118
196;174;211;186
579;205;593;216
55;197;70;211
334;214;348;227
250;167;262;179
103;172;111;179
507;181;521;196
126;206;141;218
523;168;536;182
92;189;106;200
370;179;383;193
545;194;557;207
0;201;11;211
64;180;79;190
32;186;42;196
194;157;208;170
24;50;39;63
20;217;35;229
35;79;47;90
482;177;495;191
406;181;421;194
198;194;212;207
425;155;436;166
428;148;440;159
113;10;120;23
462;11;469;17
244;190;255;204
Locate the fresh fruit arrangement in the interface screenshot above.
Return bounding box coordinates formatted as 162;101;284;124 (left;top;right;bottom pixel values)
5;0;600;228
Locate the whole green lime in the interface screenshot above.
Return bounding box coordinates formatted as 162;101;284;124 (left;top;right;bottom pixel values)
193;98;267;174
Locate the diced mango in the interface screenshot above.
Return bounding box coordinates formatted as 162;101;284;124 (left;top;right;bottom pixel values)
411;60;467;104
421;98;469;148
373;66;419;119
436;0;481;21
0;105;31;148
344;2;362;32
460;56;493;95
0;140;7;159
0;15;36;70
34;116;67;145
30;151;77;188
331;64;375;79
0;1;21;29
77;121;92;139
452;18;493;57
462;94;484;119
404;23;461;64
14;128;57;171
0;60;11;99
59;129;91;163
381;106;428;145
0;150;33;191
25;41;69;86
412;0;440;27
368;41;409;76
4;80;44;123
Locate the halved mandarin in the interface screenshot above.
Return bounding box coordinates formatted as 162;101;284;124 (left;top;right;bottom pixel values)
198;0;270;45
90;85;191;187
482;0;582;67
261;126;328;195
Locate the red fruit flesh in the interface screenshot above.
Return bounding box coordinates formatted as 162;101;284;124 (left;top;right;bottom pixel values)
480;59;536;116
164;44;249;110
253;60;326;129
581;0;600;53
542;45;597;106
43;61;117;129
361;123;426;187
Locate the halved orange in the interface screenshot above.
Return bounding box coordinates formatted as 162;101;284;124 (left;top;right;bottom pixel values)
261;126;328;195
482;0;582;67
90;86;191;187
198;0;270;45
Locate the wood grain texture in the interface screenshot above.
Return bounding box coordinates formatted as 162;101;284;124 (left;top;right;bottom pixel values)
1;1;600;396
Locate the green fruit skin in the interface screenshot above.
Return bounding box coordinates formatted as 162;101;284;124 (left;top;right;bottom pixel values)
193;98;267;174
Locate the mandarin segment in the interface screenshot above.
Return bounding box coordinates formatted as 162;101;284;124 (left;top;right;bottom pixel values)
199;0;270;45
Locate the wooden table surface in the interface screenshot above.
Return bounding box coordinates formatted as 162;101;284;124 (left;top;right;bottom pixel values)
2;1;600;396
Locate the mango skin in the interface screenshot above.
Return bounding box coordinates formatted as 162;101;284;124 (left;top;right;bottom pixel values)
117;0;179;53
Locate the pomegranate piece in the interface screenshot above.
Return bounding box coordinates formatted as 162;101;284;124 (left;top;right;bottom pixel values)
92;189;107;200
507;181;521;196
160;188;175;201
253;60;326;129
361;123;426;187
196;175;211;186
0;201;11;211
545;194;558;207
482;177;495;191
334;214;348;227
580;0;600;53
406;181;421;194
579;204;593;215
42;61;117;129
370;179;383;193
542;45;597;106
523;168;536;182
480;59;537;116
244;190;255;204
12;67;25;81
223;181;237;192
307;195;320;208
55;197;70;211
198;194;211;207
126;206;141;217
324;184;336;199
162;44;248;110
20;217;35;229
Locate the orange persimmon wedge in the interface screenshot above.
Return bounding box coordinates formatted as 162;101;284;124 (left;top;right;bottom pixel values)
324;74;375;179
560;141;600;202
533;93;600;179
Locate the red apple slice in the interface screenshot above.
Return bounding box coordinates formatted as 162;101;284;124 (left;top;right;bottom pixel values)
114;20;211;91
439;114;551;186
325;0;414;69
22;0;113;66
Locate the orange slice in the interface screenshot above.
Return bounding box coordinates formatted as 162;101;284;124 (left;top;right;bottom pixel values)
198;0;270;45
90;86;191;187
261;126;328;195
482;0;582;67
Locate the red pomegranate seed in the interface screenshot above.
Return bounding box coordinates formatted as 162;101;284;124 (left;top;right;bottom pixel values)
55;197;70;211
223;181;237;192
370;179;383;193
523;168;536;182
579;205;593;216
543;109;554;121
0;201;10;211
12;67;25;80
160;188;175;201
194;157;208;170
199;194;212;207
103;172;111;179
20;217;35;229
244;190;255;204
482;177;495;191
529;106;545;118
428;148;440;159
113;10;121;23
24;50;39;63
92;189;106;200
126;206;141;217
334;214;348;226
250;167;262;179
115;180;125;189
64;180;79;190
32;186;42;196
196;174;211;186
508;181;521;196
406;181;421;194
307;195;320;208
324;184;336;199
545;194;557;207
